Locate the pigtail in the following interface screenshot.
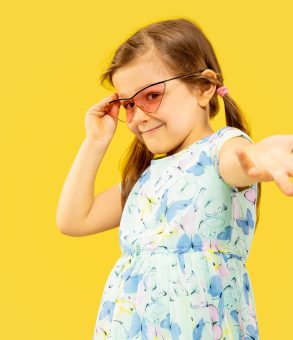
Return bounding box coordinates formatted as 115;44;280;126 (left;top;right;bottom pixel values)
221;93;262;232
119;138;154;208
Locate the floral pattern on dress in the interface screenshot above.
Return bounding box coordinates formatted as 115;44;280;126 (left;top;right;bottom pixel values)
93;126;259;340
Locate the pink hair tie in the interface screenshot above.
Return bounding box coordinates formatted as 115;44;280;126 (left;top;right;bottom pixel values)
217;85;228;97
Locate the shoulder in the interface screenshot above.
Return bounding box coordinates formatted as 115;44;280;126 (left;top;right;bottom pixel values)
216;126;253;157
211;126;256;190
214;126;253;146
210;126;254;164
219;135;253;156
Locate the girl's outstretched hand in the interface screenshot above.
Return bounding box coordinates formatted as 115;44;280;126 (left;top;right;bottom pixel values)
234;135;293;196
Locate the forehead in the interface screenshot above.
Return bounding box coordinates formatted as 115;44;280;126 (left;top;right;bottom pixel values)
112;54;171;98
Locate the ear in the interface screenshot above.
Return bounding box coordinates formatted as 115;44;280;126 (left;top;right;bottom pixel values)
196;69;218;108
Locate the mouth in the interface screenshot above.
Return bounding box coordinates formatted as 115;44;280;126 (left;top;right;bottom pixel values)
141;124;164;135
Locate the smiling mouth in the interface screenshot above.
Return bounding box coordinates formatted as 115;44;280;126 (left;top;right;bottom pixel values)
142;124;164;134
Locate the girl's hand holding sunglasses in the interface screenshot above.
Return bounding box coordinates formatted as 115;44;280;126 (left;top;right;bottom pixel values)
84;93;121;143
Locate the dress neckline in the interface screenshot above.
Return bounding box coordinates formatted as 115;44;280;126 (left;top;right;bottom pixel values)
150;127;226;164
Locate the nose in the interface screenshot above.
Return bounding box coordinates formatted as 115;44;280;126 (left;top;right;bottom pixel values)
130;104;151;123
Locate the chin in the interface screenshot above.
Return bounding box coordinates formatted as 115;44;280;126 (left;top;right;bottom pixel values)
144;144;168;155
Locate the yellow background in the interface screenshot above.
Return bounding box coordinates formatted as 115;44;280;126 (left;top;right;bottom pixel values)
1;0;293;339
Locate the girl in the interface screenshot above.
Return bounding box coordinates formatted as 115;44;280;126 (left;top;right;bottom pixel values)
56;18;293;339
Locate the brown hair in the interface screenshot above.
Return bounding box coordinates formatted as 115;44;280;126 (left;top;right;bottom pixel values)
99;18;261;230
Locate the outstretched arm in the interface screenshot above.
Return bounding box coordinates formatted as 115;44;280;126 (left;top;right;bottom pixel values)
218;134;293;196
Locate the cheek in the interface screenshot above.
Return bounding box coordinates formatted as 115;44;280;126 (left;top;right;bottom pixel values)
127;124;144;143
165;119;192;141
127;123;136;133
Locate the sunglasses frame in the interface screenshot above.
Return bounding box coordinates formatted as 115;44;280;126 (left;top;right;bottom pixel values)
107;69;206;123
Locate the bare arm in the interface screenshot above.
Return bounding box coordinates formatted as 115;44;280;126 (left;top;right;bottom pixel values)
220;134;293;196
218;137;258;189
56;138;119;236
78;182;122;236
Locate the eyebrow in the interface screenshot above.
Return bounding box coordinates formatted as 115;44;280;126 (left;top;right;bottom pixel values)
119;81;155;98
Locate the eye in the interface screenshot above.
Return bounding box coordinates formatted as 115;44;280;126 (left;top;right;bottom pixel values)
123;102;134;109
147;93;160;100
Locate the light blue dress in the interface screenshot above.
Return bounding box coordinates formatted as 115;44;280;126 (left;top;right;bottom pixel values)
93;126;259;339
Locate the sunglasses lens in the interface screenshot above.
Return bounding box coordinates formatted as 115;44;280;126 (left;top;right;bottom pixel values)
117;83;165;123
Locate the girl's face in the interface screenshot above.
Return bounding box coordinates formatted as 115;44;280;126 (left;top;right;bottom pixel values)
112;51;215;156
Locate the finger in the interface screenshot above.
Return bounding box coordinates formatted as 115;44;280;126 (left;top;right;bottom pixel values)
106;97;121;118
87;94;118;118
92;94;118;112
248;166;261;177
272;169;293;196
288;167;293;177
234;147;257;174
